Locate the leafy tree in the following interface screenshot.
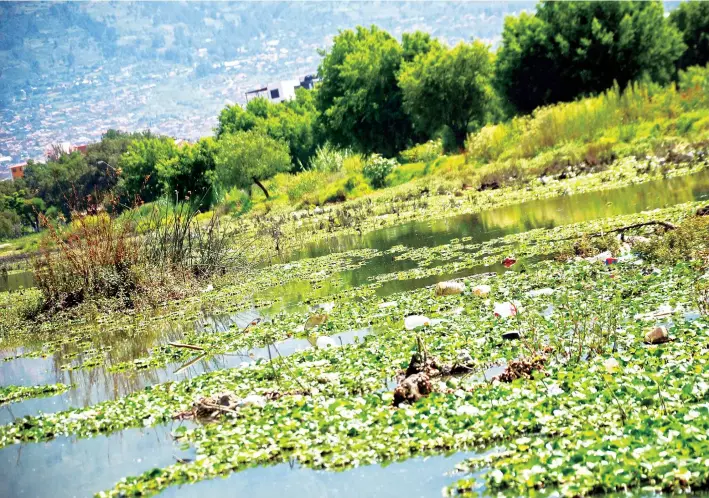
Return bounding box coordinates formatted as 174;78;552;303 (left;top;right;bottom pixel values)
494;12;556;115
157;138;218;206
401;31;441;62
496;1;685;113
23;152;90;217
118;136;178;203
316;26;413;157
215;130;291;199
217;88;318;169
0;210;21;239
79;129;152;203
399;41;496;148
670;1;709;70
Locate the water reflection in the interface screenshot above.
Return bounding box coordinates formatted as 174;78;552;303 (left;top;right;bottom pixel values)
162;451;483;498
0;326;373;425
0;421;194;498
295;169;709;259
0;270;34;293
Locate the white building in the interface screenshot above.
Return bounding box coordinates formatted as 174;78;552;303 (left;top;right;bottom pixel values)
244;74;319;104
245;80;300;104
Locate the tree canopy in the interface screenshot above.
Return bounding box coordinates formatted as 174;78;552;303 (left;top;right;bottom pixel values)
399;41;496;148
496;1;685;113
118;136;179;203
670;1;709;70
316;26;413;157
215;130;291;199
157;137;218;206
217;88;319;170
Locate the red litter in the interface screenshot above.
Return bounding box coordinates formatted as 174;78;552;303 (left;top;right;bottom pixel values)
502;257;517;268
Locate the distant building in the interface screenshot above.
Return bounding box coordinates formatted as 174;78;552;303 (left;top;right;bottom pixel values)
9;163;26;180
44;142;88;160
244;74;319;104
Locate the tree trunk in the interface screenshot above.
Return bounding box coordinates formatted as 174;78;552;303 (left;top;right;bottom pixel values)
253;177;270;199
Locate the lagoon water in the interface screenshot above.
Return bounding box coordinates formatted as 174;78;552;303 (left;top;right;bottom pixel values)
3;169;709;496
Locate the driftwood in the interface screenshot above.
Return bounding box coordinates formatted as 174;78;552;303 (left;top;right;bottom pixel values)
167;342;205;351
173;353;207;375
553;220;676;243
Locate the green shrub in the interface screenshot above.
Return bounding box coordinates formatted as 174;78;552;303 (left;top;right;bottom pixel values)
363;154;397;189
308;143;354;173
635;216;709;264
399;140;443;164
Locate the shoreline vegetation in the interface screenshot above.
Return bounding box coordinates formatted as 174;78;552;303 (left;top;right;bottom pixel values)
3;2;709;497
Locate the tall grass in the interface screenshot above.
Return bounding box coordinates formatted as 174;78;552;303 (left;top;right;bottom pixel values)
32;194;250;313
33;207;138;309
466;65;709;165
140;198;249;279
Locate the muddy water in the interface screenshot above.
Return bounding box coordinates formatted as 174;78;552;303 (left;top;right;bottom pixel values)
2;169;709;497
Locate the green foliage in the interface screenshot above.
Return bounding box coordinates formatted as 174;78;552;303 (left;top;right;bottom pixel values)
399;140;443;164
217;88;318;169
0;384;69;405
496;1;685;113
399;41;496;147
466;74;709;166
316;26;413;157
401;30;441;62
0;210;22;239
308;143;354;173
670;1;709;70
215;130;291;198
157;138;218;207
635;215;709;264
363;154;397;188
119;136;179;203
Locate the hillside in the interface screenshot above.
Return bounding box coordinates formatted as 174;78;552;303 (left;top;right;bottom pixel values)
0;1;532;166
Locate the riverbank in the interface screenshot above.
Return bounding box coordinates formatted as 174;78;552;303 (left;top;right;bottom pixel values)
2;146;709;497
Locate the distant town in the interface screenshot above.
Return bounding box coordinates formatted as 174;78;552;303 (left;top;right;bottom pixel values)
0;2;523;180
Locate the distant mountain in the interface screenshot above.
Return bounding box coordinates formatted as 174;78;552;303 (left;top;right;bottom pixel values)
0;1;535;164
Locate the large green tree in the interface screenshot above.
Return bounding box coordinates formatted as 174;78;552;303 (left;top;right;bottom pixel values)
118;136;178;203
217;88;319;170
399;41;496;148
670;1;709;71
157;138;218;206
215;130;290;199
496;1;685;113
401;31;441;62
316;26;413;157
23;152;90;218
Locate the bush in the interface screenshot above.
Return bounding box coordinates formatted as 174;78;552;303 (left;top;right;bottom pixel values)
32;196;249;313
399;140;443;164
635;216;709;264
466;72;709;167
33;210;139;310
308;143;354;173
363;154;397;188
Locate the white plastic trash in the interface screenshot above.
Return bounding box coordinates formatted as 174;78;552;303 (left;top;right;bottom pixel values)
315;336;337;349
493;301;521;318
585;250;613;263
526;288;554;297
404;315;430;330
238;394;267;408
472;284;491;297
